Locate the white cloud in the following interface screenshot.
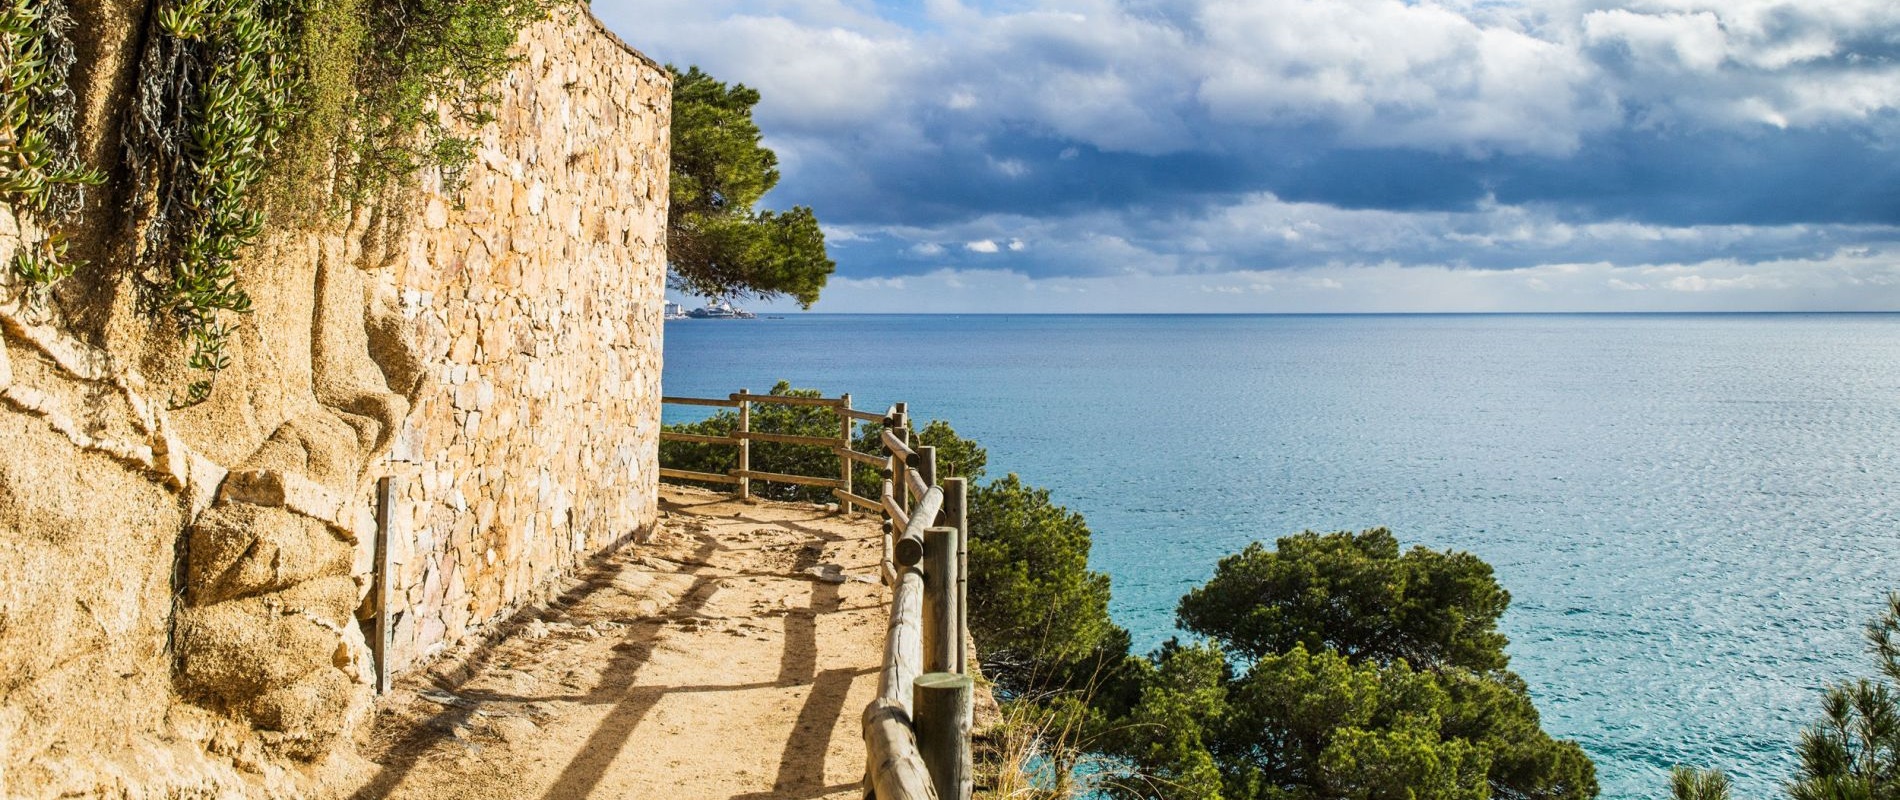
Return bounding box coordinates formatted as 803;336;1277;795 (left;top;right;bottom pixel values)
1196;0;1613;155
965;239;1001;253
911;242;946;256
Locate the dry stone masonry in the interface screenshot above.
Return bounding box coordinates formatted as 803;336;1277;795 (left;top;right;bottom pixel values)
375;13;671;672
0;6;668;796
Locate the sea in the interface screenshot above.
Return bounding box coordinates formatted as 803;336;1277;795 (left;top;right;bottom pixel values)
659;313;1900;800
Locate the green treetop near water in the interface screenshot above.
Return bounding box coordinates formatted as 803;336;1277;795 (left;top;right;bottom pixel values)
666;66;833;307
1103;530;1597;800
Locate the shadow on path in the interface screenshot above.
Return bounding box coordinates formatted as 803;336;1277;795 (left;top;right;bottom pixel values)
354;529;720;800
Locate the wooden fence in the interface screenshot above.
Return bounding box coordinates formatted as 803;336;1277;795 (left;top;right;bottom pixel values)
658;393;974;800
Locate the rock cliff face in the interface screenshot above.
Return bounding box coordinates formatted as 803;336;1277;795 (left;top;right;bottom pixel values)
0;6;667;796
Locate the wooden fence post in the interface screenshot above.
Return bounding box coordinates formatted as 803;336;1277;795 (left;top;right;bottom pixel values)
893;426;911;513
736;388;751;500
840;393;854;512
373;475;397;695
916;445;937;491
923;526;958;674
942;477;968;675
914;672;974;800
880;515;896;588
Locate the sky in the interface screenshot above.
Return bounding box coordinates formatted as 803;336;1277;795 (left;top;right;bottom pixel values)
592;0;1900;313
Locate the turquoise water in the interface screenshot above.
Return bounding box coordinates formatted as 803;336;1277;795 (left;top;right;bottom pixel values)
660;313;1900;799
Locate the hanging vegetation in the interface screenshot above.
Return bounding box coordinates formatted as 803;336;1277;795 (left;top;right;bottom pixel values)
119;0;556;406
0;0;103;307
346;0;553;201
125;0;299;406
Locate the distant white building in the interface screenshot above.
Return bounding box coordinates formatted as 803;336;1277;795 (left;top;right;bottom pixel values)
663;301;686;320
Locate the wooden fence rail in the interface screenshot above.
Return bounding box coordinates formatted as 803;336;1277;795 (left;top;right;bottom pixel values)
658;392;972;800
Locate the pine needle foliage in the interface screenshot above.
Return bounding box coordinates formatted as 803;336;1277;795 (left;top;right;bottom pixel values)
1789;593;1900;800
1671;767;1731;800
666;65;833;307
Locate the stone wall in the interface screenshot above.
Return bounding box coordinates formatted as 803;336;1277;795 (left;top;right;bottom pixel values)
0;5;667;796
375;13;670;671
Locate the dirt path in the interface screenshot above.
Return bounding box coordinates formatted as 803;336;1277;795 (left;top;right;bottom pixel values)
355;485;888;800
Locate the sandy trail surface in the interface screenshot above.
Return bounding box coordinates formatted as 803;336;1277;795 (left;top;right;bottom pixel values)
356;485;887;800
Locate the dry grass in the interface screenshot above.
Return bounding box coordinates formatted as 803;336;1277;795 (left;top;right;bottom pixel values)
976;684;1151;800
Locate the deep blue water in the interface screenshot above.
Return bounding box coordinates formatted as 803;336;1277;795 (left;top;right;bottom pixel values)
660;313;1900;800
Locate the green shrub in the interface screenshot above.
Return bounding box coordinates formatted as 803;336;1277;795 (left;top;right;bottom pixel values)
1177;528;1511;672
967;474;1126;696
346;0;551;201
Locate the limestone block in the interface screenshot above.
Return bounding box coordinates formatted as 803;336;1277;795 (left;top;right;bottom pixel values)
0;332;10;391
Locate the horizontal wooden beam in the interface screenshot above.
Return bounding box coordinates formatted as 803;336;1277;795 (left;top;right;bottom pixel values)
662;395;739;407
834;488;881;513
864;698;935;800
895;486;943;568
879;566;926;707
733;469;848;489
733;393;846;408
842;408;886;423
882;428;917;461
659;467;740;484
736;430;842;448
839;447;886;467
659;432;739;446
885;497;910;532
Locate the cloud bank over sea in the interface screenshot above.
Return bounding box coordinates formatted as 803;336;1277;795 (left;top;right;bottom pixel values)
596;0;1900;312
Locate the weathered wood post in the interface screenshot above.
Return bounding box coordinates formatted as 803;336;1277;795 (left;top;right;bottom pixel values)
735;388;752;500
914;672;974;800
880;515;896;587
923;526;959;674
916;445;938;490
893;426;911;512
840;393;854;512
372;475;397;695
941;477;969;675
